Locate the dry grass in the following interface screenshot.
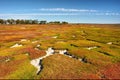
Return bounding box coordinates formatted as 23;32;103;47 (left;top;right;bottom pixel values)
38;54;99;79
0;59;26;78
99;62;120;79
0;24;120;79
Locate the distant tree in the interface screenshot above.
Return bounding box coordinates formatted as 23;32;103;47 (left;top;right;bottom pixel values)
0;19;4;24
31;20;38;24
11;19;15;24
16;19;20;24
3;20;7;24
0;19;69;25
28;20;33;24
20;19;25;24
49;21;61;24
39;20;47;24
7;19;15;24
54;21;60;24
24;20;30;24
7;19;11;24
49;21;54;24
62;21;68;24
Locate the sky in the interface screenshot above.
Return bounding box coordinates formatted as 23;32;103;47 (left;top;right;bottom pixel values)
0;0;120;23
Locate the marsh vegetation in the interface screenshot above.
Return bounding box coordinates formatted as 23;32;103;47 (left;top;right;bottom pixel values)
0;24;120;79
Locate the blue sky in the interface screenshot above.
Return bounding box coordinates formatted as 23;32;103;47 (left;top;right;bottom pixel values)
0;0;120;23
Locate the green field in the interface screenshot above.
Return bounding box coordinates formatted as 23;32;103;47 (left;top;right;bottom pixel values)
0;24;120;79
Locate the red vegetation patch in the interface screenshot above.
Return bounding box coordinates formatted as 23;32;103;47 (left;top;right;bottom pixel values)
100;63;120;79
19;47;46;59
81;73;100;79
0;56;13;63
0;59;26;78
29;50;46;59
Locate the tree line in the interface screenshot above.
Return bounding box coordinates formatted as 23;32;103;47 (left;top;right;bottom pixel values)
0;19;68;24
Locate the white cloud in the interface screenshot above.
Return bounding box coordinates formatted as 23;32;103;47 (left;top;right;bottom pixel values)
94;12;120;16
0;12;120;19
0;13;78;17
15;8;97;13
13;8;120;16
105;12;120;16
38;8;97;12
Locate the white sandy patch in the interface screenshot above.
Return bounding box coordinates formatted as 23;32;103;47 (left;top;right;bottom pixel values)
30;47;85;75
72;35;76;38
86;46;97;50
5;58;10;62
20;39;27;42
10;43;23;48
32;41;38;43
107;42;112;45
36;44;41;47
52;36;58;39
30;47;55;74
59;50;67;55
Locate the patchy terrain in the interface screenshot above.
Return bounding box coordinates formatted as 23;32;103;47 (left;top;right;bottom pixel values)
0;24;120;79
